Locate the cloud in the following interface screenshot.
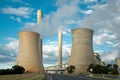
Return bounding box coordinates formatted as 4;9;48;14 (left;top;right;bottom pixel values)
43;41;71;66
9;0;30;6
80;0;120;63
0;37;18;69
0;36;71;67
6;37;19;51
83;0;98;3
22;0;120;64
10;16;22;22
99;51;119;64
0;55;15;63
1;7;34;18
23;0;81;38
81;9;93;15
93;33;116;45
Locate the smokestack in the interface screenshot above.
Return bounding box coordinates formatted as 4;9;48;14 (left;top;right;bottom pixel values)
37;10;42;24
37;10;43;61
68;28;95;74
58;30;62;68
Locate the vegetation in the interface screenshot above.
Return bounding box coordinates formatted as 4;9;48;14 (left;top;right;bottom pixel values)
87;63;119;75
65;65;75;74
0;73;46;80
0;65;25;75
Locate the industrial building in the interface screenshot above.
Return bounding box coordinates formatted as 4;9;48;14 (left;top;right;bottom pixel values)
68;28;95;74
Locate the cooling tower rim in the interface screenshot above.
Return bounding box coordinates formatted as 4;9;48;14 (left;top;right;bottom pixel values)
19;31;40;35
72;28;93;32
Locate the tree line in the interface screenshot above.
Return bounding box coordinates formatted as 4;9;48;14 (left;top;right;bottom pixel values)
87;63;119;75
0;65;25;75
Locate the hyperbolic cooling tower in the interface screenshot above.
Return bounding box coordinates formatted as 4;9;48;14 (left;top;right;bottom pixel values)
17;31;44;74
68;28;95;74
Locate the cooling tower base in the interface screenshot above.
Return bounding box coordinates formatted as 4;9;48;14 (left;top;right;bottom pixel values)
74;65;89;74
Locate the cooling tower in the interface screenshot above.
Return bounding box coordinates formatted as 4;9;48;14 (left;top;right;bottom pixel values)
58;30;62;68
17;31;44;74
68;28;95;74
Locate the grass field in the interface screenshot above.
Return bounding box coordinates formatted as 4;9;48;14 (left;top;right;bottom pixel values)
0;73;45;80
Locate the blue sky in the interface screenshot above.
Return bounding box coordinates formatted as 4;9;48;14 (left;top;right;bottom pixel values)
0;0;120;69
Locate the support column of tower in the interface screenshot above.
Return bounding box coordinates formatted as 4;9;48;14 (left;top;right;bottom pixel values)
58;30;62;68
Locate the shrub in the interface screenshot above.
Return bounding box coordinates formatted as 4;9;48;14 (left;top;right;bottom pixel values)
0;65;25;75
87;63;119;75
0;69;5;75
65;65;75;74
87;63;94;72
11;65;25;74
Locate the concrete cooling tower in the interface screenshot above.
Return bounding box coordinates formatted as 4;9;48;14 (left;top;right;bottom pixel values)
17;31;44;74
68;28;95;74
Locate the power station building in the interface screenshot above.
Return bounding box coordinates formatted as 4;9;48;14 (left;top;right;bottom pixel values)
68;28;95;74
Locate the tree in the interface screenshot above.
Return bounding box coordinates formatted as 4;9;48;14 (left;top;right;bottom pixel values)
106;64;112;73
0;69;5;75
87;63;119;75
111;64;119;75
87;63;94;72
11;65;25;74
65;65;75;74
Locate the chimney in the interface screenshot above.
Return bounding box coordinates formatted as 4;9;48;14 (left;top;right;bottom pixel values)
58;30;62;68
37;10;42;24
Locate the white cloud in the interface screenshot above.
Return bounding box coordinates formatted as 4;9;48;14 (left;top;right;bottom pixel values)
10;16;22;22
100;51;119;63
81;9;93;15
6;37;19;51
43;41;71;66
23;0;81;38
0;37;18;69
93;33;116;45
11;0;22;2
9;0;30;6
80;0;120;63
2;7;34;18
22;0;120;64
84;0;98;3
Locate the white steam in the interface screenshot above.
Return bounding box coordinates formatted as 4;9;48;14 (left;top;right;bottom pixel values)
23;0;120;63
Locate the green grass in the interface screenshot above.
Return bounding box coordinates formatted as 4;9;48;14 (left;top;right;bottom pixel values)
0;73;46;80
